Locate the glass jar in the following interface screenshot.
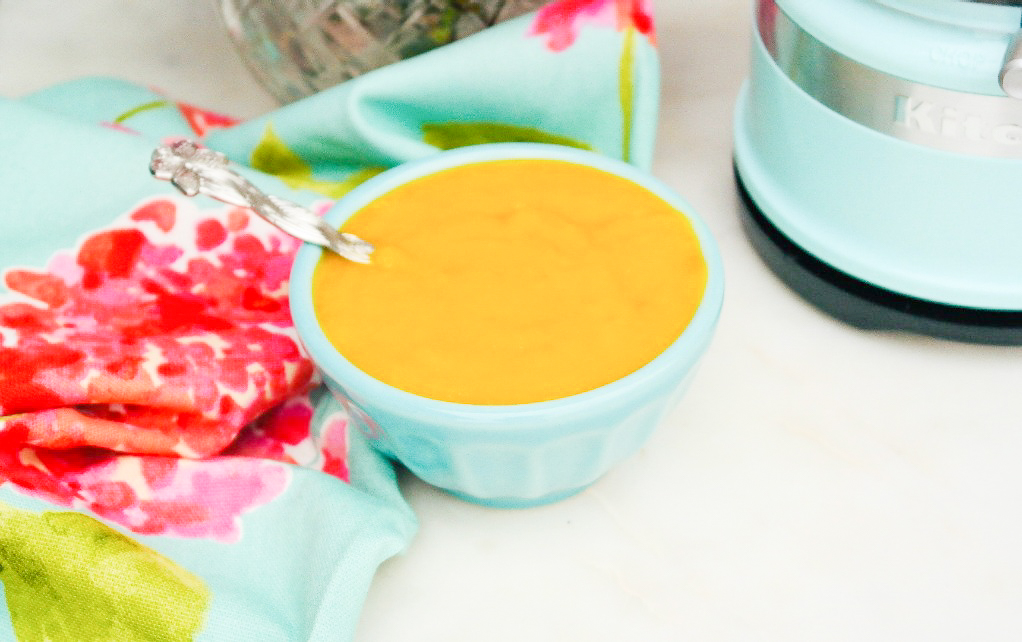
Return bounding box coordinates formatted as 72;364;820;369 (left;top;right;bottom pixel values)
218;0;549;103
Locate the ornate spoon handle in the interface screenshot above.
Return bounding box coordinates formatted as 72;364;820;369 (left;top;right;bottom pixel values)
149;139;373;264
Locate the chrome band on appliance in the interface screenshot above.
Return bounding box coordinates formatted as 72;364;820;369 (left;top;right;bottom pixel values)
757;0;1022;158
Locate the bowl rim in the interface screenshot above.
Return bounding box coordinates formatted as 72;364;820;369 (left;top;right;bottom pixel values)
289;142;724;428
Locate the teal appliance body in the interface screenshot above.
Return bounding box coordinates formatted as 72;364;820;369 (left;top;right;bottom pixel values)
733;0;1022;343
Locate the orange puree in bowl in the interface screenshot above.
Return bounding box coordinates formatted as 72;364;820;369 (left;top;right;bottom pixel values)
311;158;708;405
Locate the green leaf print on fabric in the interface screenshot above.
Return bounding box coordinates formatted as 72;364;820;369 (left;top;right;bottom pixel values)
0;503;210;642
618;26;636;163
112;100;171;124
421;122;594;151
528;1;657;162
250;124;384;198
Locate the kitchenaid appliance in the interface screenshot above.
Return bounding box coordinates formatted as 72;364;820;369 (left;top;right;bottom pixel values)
733;0;1022;343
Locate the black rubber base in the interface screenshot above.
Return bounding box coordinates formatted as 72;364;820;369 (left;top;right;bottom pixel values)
734;166;1022;346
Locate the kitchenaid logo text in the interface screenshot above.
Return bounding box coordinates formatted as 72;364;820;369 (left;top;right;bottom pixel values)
895;95;1022;146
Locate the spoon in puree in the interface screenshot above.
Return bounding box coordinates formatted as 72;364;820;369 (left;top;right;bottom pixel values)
149;139;373;264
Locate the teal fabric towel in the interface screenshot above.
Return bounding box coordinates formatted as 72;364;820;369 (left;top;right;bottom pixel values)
0;3;658;640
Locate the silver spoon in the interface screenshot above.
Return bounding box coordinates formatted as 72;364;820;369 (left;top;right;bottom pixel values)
149;139;373;263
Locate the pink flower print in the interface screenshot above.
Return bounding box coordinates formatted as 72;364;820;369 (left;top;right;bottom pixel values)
225;396;318;465
0;207;314;458
320;415;350;482
530;0;656;51
86;455;289;541
227;400;351;483
0;438;288;542
100;121;142;136
0;194;351;539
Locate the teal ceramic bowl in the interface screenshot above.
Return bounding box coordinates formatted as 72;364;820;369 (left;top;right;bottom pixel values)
290;143;724;508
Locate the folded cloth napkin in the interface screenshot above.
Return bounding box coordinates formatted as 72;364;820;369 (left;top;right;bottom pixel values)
0;2;658;640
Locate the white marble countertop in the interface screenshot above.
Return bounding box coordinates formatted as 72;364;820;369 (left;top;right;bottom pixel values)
3;1;1021;640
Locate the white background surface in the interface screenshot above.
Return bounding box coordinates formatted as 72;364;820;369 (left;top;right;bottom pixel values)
2;1;1022;640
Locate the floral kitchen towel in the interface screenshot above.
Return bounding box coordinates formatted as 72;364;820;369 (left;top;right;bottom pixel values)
0;2;658;640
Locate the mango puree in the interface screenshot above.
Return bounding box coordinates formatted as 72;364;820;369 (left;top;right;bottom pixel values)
312;158;708;405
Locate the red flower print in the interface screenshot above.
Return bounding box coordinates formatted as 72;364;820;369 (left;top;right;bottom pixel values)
530;0;656;51
227;399;350;483
0;195;351;539
110;100;238;138
176;102;239;137
0;199;311;456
